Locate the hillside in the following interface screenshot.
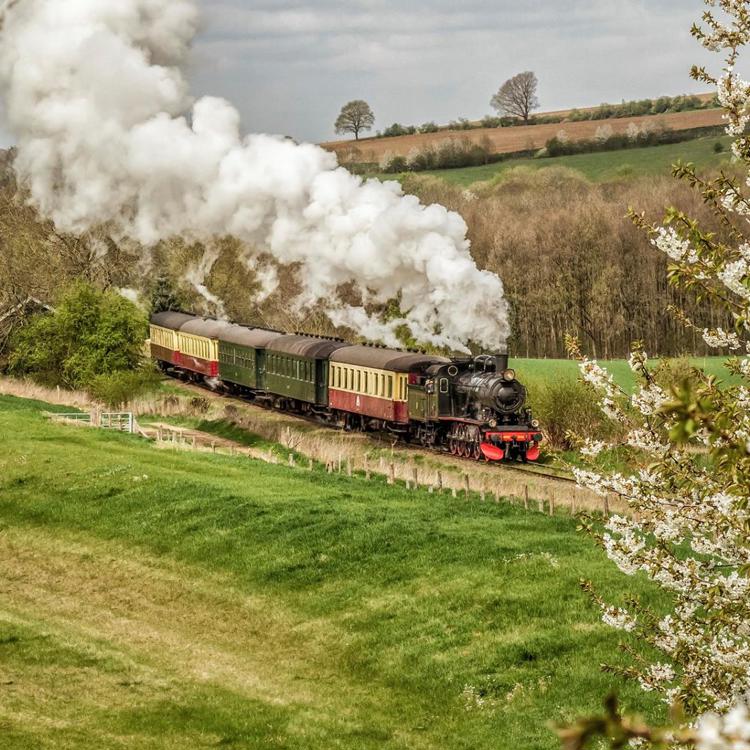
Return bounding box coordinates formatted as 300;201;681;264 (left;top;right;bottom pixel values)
0;394;662;749
323;108;724;163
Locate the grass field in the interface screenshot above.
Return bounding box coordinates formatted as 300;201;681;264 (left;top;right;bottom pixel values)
0;394;665;749
512;354;738;394
408;136;734;186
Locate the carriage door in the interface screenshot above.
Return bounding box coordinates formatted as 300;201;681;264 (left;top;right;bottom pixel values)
425;379;439;419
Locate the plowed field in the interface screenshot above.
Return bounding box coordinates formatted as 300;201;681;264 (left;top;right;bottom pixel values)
322;108;724;162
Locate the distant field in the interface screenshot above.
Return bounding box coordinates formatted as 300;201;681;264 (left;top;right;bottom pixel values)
415;136;733;186
513;355;738;394
323;108;725;163
0;394;662;750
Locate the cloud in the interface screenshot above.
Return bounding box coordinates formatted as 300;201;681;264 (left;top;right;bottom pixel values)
188;0;716;142
0;1;723;147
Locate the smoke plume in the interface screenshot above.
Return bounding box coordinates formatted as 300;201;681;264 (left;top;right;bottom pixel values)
0;0;510;351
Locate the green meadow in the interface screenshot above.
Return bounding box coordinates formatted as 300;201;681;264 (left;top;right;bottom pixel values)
0;394;664;749
377;136;734;187
513;355;738;394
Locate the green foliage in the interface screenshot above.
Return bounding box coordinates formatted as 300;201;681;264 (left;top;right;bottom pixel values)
419;121;439;133
383;137;498;174
149;274;186;314
525;377;618;450
87;367;161;407
8;282;147;389
448;117;474;131
567;94;708;122
651;356;701;393
544;125;721;158
381;122;417;138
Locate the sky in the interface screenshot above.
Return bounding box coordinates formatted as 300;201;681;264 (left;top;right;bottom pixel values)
0;0;721;148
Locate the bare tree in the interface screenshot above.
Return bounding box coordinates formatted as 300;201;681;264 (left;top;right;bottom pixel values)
490;72;540;125
335;100;375;141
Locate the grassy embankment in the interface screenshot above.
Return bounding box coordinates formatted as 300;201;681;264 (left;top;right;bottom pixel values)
382;135;734;186
0;394;664;749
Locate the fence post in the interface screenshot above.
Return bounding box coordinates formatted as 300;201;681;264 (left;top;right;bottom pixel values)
412;467;419;489
388;463;395;485
463;474;470;498
538;496;544;513
365;459;371;481
480;490;486;503
494;489;500;504
451;487;457;499
604;494;611;517
549;492;555;516
437;471;443;493
524;485;530;511
346;458;352;477
288;454;295;468
211;441;216;453
308;458;314;472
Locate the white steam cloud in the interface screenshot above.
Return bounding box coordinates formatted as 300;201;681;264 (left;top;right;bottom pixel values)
0;0;510;351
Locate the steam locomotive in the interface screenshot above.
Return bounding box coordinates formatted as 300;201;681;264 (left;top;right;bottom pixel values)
148;312;542;462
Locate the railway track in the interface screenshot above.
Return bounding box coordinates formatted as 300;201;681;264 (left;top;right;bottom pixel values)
168;378;578;486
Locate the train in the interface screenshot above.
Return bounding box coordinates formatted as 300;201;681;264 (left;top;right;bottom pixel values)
148;311;543;462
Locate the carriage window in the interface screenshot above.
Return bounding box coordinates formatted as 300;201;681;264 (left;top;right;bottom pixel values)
440;378;449;394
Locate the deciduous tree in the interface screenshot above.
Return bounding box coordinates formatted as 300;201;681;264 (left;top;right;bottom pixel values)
335;100;375;141
562;1;750;747
490;71;539;124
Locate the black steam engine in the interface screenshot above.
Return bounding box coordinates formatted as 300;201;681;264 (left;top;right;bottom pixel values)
411;351;542;462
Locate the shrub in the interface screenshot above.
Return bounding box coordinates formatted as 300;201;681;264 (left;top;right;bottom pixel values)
88;368;160;408
480;115;503;128
419;121;439;133
380;152;408;173
448;118;474;131
9;282;147;389
651;356;701;392
382;123;416;138
714;140;725;153
526;377;617;451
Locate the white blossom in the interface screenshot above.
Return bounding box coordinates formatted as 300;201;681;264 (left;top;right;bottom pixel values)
652;226;699;263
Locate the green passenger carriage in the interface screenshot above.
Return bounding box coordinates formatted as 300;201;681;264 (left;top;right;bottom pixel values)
265;335;348;407
217;325;283;391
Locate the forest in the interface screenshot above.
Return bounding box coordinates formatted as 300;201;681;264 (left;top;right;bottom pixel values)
0;148;733;360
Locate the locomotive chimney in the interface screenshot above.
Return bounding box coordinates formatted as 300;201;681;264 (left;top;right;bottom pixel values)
493;344;509;374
